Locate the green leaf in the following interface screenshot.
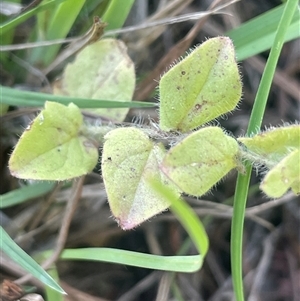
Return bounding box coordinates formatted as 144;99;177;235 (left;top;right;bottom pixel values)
1;85;155;108
54;38;135;122
101;0;135;32
228;4;300;61
44;268;64;301
102;127;180;229
0;0;67;35
0;226;65;294
260;149;300;198
56;248;202;273
159;37;242;133
0;182;55;208
238;125;300;165
9;101;98;180
30;0;86;66
230;1;300;300
241;125;300;198
161;127;239;196
149;179;209;257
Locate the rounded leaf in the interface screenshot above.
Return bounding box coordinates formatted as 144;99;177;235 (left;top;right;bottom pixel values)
260;149;300;198
161;127;239;196
102;127;180;230
159;37;242;132
54;38;135;121
9;102;98;180
238;125;300;165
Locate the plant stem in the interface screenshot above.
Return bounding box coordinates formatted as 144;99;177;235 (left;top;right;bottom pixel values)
230;1;299;300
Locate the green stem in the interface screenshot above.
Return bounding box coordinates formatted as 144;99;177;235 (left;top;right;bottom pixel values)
230;1;299;300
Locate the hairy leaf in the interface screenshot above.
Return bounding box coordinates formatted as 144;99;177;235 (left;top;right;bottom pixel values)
260;149;300;198
9;102;98;180
102;127;180;229
54;38;135;121
159;37;242;132
161;127;239;196
239;125;300;197
238;125;300;165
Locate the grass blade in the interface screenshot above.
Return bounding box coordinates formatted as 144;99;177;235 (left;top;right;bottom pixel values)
151;180;209;256
41;178;209;275
231;1;299;300
0;226;65;294
1;86;156;108
57;248;202;273
30;0;86;66
0;0;67;34
228;3;300;60
44;268;64;301
0;182;55;209
102;0;135;32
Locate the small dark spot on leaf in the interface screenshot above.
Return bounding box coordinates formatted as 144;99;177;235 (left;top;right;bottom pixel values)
181;71;186;75
194;104;202;111
177;86;181;90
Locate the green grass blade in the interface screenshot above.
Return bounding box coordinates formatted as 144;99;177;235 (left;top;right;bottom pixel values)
41;178;208;274
230;169;252;301
231;1;299;300
151;180;209;257
102;0;135;31
1;86;156;108
31;0;86;66
0;0;67;34
0;0;20;67
0;226;65;294
44;268;64;301
82;0;107;17
0;182;55;209
228;3;300;60
57;248;202;272
245;3;299;133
